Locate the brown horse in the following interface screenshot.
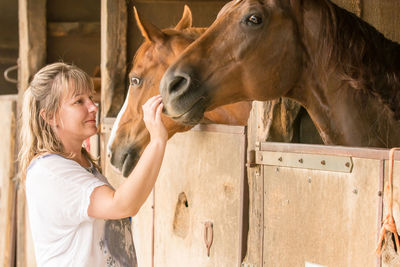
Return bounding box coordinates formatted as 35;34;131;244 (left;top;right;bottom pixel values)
107;6;252;177
160;0;400;148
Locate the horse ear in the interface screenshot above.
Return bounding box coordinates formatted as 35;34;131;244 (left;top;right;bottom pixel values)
134;7;166;43
175;5;193;30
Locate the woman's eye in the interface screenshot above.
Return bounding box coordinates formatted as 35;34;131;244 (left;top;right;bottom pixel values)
74;99;83;104
130;77;141;86
247;14;262;25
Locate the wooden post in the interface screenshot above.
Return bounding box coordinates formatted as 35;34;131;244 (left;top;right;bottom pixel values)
100;0;127;119
0;96;17;267
17;0;46;266
100;0;127;173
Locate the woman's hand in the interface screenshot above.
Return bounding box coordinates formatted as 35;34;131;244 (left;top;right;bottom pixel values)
142;95;168;142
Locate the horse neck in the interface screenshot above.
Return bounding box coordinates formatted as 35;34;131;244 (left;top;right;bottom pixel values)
203;101;252;126
292;0;400;147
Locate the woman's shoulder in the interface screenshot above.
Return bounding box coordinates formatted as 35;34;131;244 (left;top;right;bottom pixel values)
27;153;86;178
29;153;75;169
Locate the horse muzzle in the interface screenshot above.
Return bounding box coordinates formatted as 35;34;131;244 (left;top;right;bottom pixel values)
160;66;209;125
109;146;140;177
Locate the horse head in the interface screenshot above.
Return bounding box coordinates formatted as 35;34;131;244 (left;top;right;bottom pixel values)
108;6;252;177
161;0;400;147
160;0;304;125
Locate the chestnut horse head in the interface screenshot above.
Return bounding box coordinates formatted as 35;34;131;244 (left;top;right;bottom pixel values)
107;6;252;177
161;0;400;147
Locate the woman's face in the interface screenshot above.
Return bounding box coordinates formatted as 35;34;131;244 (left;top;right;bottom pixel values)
55;90;98;145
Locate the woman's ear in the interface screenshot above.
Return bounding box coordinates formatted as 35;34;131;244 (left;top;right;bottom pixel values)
40;109;57;127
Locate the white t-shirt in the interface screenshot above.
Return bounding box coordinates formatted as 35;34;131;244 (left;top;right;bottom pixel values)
25;154;137;267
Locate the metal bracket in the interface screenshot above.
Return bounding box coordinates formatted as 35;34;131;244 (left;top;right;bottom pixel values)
255;151;353;173
246;150;257;168
246;142;262;168
100;117;116;134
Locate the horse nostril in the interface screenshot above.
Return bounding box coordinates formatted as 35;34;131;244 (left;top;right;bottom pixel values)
168;75;188;94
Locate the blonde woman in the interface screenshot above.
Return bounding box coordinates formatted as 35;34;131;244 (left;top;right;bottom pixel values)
19;62;167;266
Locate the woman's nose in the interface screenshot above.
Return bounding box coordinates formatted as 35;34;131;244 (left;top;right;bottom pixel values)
88;101;98;112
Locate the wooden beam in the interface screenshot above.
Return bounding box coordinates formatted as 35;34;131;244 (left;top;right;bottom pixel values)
101;0;127;118
17;0;46;266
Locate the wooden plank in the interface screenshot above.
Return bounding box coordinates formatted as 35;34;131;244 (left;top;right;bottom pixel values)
242;101;265;266
100;0;127;117
263;157;381;266
17;0;46;266
0;99;16;267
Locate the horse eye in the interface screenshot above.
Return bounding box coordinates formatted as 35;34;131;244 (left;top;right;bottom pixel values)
130;77;141;86
247;15;262;25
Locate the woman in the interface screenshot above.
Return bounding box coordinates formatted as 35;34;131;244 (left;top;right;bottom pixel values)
19;62;167;266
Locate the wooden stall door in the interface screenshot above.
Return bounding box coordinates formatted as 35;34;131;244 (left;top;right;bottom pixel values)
153;125;247;267
259;146;380;266
252;143;400;267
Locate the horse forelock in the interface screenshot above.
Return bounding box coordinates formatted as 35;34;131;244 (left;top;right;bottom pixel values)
312;0;400;120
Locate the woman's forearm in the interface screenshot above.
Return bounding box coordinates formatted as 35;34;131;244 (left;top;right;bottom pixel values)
112;139;166;217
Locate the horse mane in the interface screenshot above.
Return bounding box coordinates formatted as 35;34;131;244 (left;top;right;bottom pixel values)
314;0;400;119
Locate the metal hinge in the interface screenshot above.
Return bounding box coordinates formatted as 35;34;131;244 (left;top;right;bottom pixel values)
255;150;353;173
246;142;262;168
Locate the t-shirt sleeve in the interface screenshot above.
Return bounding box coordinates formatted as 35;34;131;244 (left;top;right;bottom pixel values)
26;155;108;226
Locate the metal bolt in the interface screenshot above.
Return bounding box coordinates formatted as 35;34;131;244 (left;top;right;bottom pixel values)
308;178;312;183
298;158;303;163
345;162;350;168
278;157;283;162
321;160;326;165
259;155;263;161
353;189;358;194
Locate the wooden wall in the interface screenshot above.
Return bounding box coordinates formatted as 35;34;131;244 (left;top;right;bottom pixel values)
9;0;400;267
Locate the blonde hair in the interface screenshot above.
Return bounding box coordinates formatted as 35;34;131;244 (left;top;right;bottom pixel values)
18;62;98;182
